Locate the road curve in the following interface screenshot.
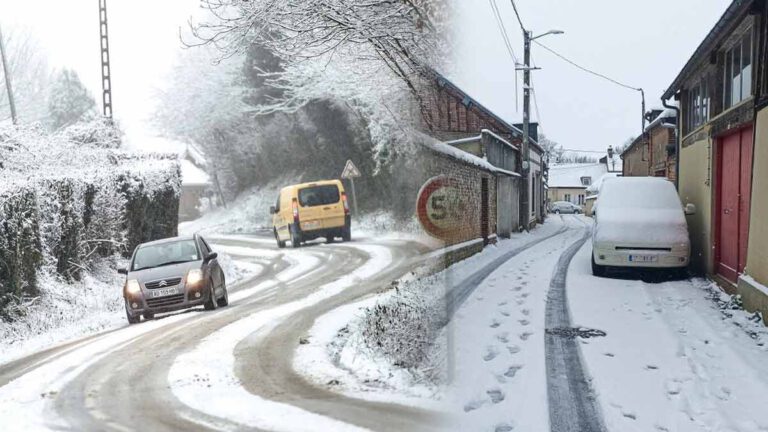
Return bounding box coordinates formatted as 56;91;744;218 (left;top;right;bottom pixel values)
0;234;440;432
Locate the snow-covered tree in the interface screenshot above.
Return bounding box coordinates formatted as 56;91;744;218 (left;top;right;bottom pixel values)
0;27;52;124
47;69;96;130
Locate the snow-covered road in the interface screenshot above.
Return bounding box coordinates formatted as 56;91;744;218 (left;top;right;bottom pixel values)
0;234;440;432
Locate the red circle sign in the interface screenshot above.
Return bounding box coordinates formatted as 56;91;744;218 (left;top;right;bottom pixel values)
416;176;466;240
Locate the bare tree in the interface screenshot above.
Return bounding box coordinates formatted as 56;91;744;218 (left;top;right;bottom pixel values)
0;27;52;124
188;0;448;124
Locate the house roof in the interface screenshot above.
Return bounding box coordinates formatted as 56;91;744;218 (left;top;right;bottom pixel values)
548;163;608;188
431;70;544;153
181;159;210;186
645;107;677;132
662;0;753;100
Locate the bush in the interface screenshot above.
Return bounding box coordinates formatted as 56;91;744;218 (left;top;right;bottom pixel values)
0;125;181;321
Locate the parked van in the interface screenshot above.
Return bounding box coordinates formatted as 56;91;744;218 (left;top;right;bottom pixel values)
270;180;351;248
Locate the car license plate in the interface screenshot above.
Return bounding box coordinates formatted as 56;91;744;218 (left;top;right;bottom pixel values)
150;287;178;298
628;255;658;263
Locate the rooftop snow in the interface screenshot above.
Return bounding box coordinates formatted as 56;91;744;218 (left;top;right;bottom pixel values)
181;159;210;186
548;163;608;188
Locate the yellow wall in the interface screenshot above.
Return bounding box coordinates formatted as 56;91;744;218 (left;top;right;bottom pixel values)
678;130;714;275
548;187;587;205
745;108;768;286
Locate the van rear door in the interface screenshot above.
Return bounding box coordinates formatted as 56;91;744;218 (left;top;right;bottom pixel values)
297;184;345;230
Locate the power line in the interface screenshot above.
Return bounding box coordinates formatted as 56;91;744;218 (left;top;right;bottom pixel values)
509;0;526;32
488;0;520;110
533;40;641;92
488;0;518;63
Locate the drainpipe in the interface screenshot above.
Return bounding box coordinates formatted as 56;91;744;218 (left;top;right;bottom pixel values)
662;96;681;190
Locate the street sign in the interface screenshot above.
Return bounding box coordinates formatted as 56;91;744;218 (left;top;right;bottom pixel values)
416;176;466;240
341;160;361;179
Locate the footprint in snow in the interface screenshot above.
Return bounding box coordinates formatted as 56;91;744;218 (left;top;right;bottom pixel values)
513;286;523;292
665;380;681;396
645;365;659;371
518;319;530;326
622;411;637;420
496;332;510;343
521;281;529;286
490;320;501;329
519;332;533;341
483;346;500;361
463;399;485;412
516;299;525;306
487;388;505;404
498;301;508;306
495;424;514;432
521;308;530;316
504;365;523;378
500;310;511;317
604;352;615;358
507;345;521;354
519;293;530;299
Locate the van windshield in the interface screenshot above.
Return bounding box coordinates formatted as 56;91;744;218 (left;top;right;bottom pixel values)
299;185;340;207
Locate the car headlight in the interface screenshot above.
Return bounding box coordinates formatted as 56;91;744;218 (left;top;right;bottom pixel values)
125;279;141;295
186;269;204;285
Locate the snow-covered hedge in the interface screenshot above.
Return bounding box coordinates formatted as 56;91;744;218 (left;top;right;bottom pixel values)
0;125;180;320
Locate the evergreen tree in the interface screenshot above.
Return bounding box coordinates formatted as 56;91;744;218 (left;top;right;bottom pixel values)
48;69;96;130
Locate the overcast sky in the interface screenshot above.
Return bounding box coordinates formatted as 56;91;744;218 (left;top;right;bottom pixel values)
1;0;730;153
449;0;729;154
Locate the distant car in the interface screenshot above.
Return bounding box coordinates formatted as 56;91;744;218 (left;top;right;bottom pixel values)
591;177;692;277
550;201;583;214
118;234;228;324
270;179;351;248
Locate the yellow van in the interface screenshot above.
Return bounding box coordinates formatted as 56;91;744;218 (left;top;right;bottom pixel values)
270;179;351;248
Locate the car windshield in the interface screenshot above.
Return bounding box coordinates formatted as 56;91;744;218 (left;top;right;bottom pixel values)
132;239;200;271
298;185;340;207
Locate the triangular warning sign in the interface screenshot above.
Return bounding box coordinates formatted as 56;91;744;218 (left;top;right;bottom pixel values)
341;160;361;178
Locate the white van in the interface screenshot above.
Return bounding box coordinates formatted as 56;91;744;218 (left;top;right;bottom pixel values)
591;177;692;277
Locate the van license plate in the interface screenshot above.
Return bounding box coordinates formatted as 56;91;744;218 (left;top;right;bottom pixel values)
150;287;178;298
302;220;320;230
629;255;657;263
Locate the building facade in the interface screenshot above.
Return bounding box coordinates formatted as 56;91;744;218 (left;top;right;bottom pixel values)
419;72;547;230
621;109;678;182
662;0;768;318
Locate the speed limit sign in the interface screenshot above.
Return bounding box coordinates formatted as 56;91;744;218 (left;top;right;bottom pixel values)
416;176;466;239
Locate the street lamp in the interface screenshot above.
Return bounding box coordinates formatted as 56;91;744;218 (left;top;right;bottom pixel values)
519;28;563;230
530;29;565;41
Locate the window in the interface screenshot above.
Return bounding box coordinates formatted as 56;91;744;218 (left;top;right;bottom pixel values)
580;176;592;186
686;78;709;133
564;193;571;203
578;194;585;205
298;185;340;207
724;28;753;109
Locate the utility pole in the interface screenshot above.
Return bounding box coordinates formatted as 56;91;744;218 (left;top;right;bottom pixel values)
516;29;562;231
520;30;532;231
99;0;113;118
0;24;18;125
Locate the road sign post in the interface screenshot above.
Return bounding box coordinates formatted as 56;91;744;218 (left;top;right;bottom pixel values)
341;160;361;216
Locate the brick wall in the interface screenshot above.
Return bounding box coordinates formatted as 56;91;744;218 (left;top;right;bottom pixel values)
411;145;500;247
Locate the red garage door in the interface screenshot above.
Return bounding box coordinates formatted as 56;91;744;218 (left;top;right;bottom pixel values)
716;126;753;283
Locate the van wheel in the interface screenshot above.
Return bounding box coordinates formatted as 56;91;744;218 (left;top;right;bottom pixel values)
326;236;335;244
275;229;286;248
591;255;606;277
342;226;351;242
125;300;140;325
204;279;218;310
290;227;301;248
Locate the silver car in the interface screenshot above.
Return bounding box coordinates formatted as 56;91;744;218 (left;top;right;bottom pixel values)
118;234;228;324
550;201;583;214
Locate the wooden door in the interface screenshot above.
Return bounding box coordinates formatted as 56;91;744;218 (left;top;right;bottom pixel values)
716;127;754;282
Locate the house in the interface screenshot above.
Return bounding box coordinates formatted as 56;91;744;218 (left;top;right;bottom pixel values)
662;0;768;317
420;72;548;230
621;108;678;182
548;148;622;215
178;145;213;222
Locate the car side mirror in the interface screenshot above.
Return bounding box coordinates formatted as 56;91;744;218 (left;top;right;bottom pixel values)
684;203;696;216
205;252;218;262
118;268;128;275
269;206;277;215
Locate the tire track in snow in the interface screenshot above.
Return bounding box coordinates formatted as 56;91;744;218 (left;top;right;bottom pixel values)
545;221;607;432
